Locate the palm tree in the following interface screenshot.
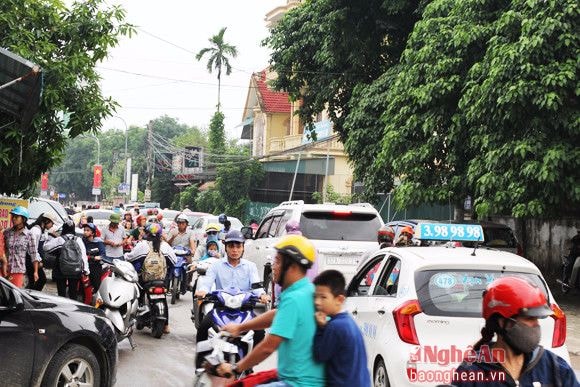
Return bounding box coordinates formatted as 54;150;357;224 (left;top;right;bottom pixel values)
196;27;238;111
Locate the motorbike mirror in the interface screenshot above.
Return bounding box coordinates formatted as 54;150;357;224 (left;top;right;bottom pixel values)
240;226;254;240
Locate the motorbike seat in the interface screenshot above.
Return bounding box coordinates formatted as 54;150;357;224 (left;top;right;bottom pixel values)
143;280;166;288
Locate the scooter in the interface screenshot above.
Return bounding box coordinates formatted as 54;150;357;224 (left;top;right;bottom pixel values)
193;329;255;387
193;288;258;384
557;254;580;294
136;279;168;339
169;246;190;304
95;257;140;348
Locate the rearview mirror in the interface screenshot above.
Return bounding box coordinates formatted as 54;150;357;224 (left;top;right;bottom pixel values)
240;226;254;240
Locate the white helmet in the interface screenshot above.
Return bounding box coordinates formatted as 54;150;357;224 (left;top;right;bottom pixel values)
42;211;59;224
176;214;189;224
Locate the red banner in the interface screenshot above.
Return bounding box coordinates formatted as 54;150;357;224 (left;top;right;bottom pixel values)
93;165;102;188
41;173;49;191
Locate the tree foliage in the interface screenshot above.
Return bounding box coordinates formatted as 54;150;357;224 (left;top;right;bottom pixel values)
207;111;226;163
0;0;134;195
365;0;579;217
265;0;425;138
270;0;579;217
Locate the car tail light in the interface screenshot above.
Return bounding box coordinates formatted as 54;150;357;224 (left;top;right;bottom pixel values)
516;243;524;256
332;209;352;216
393;300;422;345
551;303;566;348
150;287;165;295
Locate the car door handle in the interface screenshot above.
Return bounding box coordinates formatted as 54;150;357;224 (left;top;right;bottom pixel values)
377;308;385;315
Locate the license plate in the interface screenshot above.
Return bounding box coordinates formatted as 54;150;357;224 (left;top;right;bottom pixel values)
325;256;358;266
149;294;165;299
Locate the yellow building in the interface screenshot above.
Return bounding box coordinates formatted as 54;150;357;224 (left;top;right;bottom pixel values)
239;67;353;204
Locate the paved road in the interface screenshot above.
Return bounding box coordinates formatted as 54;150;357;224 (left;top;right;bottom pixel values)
115;293;276;386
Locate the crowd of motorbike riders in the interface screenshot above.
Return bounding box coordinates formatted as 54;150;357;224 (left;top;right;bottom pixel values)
0;204;579;386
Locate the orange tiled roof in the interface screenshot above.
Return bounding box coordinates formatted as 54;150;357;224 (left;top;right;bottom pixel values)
255;71;291;113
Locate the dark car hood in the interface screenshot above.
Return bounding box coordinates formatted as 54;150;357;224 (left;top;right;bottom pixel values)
24;289;104;316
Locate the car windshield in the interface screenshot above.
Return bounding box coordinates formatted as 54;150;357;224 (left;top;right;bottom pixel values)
415;270;549;318
299;211;382;241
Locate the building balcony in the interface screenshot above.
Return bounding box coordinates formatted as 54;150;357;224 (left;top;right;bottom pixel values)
267;134;344;155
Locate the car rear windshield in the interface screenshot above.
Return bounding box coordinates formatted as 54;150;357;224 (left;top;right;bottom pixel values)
415;270;548;317
300;211;382;241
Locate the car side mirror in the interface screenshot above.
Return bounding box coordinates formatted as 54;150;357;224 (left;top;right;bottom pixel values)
241;226;254;240
0;287;24;312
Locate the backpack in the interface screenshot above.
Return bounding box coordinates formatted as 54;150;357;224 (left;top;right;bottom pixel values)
141;242;167;282
59;235;83;277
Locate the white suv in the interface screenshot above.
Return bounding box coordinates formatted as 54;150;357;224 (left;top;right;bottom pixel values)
243;200;383;292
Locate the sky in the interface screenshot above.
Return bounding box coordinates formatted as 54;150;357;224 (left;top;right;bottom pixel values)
98;0;287;139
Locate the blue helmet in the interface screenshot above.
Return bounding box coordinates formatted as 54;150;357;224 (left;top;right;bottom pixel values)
10;206;29;219
224;230;245;244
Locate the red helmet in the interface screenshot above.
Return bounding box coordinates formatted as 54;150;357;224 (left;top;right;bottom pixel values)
136;215;147;224
400;226;414;236
482;277;552;320
378;225;395;241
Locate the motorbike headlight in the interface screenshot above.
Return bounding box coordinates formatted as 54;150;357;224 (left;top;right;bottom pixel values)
222;293;245;309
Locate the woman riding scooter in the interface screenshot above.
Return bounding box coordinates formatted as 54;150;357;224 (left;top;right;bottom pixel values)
125;223;176;334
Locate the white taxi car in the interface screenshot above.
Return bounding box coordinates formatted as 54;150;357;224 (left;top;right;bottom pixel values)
345;223;569;387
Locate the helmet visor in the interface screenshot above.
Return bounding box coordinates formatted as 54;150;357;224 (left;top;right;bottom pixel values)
519;304;553;318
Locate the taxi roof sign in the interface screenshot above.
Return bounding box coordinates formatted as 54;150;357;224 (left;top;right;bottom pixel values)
414;222;485;243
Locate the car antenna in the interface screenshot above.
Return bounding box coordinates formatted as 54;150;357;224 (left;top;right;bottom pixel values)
471;234;483;256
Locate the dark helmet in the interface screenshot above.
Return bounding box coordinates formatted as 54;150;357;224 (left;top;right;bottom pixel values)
224;230;245;244
62;220;76;235
83;222;98;235
218;213;227;224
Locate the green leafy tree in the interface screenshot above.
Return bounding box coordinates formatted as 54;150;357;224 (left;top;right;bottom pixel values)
365;0;579;217
196;27;238;111
265;0;425;138
207;111;226;163
312;184;352;205
216;159;265;221
0;0;134;195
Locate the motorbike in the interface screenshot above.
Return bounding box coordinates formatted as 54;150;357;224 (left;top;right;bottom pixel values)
557;254;580;294
193;329;255;387
93;257;140;348
191;257;219;329
193;288;259;384
169;246;191;304
135;278;168;339
76;247;111;306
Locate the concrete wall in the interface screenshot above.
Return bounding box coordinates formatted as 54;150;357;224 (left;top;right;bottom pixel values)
325;156;353;195
490;216;580;277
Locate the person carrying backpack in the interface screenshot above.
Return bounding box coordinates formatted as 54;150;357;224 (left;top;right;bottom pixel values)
43;220;89;300
124;223;176;334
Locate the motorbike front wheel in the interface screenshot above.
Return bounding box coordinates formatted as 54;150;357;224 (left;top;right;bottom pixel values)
171;277;180;304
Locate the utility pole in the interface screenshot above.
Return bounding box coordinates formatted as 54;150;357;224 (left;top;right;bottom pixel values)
145;121;153;202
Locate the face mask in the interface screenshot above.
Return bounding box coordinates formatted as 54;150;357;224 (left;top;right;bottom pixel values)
502;320;541;355
206;234;218;243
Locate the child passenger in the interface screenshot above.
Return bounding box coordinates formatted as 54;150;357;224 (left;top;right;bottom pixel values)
313;269;371;387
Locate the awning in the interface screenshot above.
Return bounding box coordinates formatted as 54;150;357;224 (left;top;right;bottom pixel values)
0;47;43;129
236;117;254;140
262;158;335;175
